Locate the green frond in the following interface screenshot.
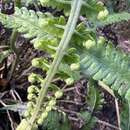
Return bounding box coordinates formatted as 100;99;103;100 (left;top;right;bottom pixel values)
0;50;11;63
0;7;65;40
87;80;104;112
120;102;130;130
80;111;97;130
98;12;130;26
40;0;71;15
0;7;66;53
41;111;71;130
0;7;44;39
40;0;104;18
80;41;130;100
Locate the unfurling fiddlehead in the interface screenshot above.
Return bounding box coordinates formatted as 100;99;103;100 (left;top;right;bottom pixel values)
16;0;83;130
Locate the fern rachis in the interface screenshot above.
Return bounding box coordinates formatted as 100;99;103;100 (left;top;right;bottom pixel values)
16;0;83;129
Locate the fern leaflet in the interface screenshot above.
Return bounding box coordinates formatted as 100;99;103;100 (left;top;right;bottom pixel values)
0;7;65;43
80;41;130;101
99;12;130;26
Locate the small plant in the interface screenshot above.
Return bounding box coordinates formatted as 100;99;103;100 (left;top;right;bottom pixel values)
1;0;130;130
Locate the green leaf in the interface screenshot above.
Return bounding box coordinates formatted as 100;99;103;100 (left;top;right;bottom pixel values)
87;80;104;112
0;50;11;63
80;40;130;101
98;12;130;27
41;111;71;130
58;63;80;81
120;102;130;130
79;111;97;130
0;7;64;43
40;0;104;19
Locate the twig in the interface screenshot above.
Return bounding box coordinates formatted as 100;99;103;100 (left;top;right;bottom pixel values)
0;45;9;49
63;86;75;92
13;89;22;102
62;84;68;90
58;99;84;106
0;100;15;130
98;81;122;130
16;66;33;80
10;89;17;100
98;81;115;97
57;107;78;115
52;77;61;82
115;99;121;130
68;116;79;121
75;86;86;98
97;119;120;130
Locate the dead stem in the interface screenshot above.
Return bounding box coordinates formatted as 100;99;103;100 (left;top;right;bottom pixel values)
97;120;120;130
98;81;122;130
0;100;15;130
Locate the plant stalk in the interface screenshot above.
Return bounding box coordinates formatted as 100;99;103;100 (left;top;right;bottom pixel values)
7;30;18;81
29;0;83;128
10;30;18;54
8;0;21;80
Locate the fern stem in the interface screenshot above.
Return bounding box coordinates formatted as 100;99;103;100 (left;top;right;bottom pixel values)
115;99;121;130
8;30;19;81
10;30;18;54
9;0;21;81
29;0;83;127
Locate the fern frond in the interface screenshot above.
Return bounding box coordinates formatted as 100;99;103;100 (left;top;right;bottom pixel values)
98;12;130;26
87;80;104;112
80;42;130;100
120;102;130;130
40;0;104;18
40;0;71;15
0;7;43;39
41;111;71;130
0;50;11;63
0;7;67;54
0;7;65;41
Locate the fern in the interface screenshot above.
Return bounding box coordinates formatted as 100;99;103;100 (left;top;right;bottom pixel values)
80;41;130;101
1;1;130;130
0;7;67;55
14;1;83;129
87;80;104;112
120;102;130;130
40;0;104;19
0;7;64;41
80;80;104;130
40;0;71;15
0;50;11;64
98;12;130;26
0;7;46;41
80;111;97;130
41;111;71;130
